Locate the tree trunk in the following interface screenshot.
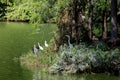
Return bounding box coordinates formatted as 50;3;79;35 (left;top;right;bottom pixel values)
102;10;107;39
87;0;93;40
110;0;117;39
108;0;117;47
71;0;79;44
102;0;107;39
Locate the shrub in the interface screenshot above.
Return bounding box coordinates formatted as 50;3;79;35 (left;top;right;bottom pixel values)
49;43;120;75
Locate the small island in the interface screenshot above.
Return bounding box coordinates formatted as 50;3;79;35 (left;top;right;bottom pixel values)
0;0;120;80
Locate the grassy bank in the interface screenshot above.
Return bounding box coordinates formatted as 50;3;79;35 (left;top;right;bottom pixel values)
20;41;120;76
20;41;58;71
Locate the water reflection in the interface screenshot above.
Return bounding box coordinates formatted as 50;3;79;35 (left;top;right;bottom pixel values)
32;67;120;80
32;67;41;80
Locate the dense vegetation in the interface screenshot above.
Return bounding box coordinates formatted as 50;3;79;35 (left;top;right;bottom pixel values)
0;0;120;76
49;42;120;76
0;0;59;23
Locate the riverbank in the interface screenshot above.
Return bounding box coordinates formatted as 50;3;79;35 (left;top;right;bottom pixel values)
20;40;58;71
0;19;29;22
20;41;120;76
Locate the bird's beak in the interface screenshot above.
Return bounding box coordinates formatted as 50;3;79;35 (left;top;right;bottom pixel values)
65;35;68;37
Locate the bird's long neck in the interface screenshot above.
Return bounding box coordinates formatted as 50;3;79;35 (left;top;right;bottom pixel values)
38;43;40;46
68;36;71;45
45;41;47;44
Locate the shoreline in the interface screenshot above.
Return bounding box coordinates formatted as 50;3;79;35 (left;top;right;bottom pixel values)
0;19;29;22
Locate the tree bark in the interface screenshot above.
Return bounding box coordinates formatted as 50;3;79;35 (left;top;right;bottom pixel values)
87;0;93;40
102;0;107;39
71;0;79;44
108;0;117;47
110;0;117;39
102;10;107;39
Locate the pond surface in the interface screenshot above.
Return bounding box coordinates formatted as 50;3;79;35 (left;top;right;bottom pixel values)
0;22;56;80
0;22;119;80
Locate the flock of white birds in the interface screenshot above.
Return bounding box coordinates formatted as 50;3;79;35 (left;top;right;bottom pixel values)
32;40;48;56
32;35;73;56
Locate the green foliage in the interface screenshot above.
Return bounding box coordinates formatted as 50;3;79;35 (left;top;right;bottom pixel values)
92;24;102;37
0;0;14;18
88;41;109;51
49;43;120;75
2;0;88;24
0;2;7;18
5;0;55;23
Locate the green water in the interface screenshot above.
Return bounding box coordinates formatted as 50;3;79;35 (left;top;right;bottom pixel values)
0;22;119;80
0;22;56;80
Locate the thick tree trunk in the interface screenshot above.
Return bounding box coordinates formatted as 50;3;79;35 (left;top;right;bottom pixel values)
108;0;117;47
110;0;117;39
87;0;93;40
102;10;107;39
72;0;79;44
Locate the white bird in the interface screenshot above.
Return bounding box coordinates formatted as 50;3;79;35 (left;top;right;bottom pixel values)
45;40;48;47
38;42;44;50
32;45;38;56
65;35;73;48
